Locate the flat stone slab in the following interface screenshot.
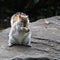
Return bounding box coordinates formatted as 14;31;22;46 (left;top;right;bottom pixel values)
0;16;60;60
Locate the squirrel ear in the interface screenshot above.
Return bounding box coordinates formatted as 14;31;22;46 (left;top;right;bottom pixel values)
25;15;28;18
21;12;28;18
21;15;28;18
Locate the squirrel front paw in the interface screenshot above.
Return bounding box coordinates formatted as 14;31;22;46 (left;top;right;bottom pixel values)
23;27;30;33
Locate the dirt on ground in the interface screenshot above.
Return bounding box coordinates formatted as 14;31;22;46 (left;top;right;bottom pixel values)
0;16;60;60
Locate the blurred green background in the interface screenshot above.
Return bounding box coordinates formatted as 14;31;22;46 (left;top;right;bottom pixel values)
0;0;60;29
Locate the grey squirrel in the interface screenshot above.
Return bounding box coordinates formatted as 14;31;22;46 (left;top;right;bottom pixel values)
8;12;31;47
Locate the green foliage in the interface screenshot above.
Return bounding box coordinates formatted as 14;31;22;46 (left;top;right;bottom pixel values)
0;0;60;28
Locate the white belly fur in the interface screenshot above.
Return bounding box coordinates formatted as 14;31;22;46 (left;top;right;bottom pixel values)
13;31;29;44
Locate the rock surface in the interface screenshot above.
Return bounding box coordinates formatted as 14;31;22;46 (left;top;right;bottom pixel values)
0;16;60;60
